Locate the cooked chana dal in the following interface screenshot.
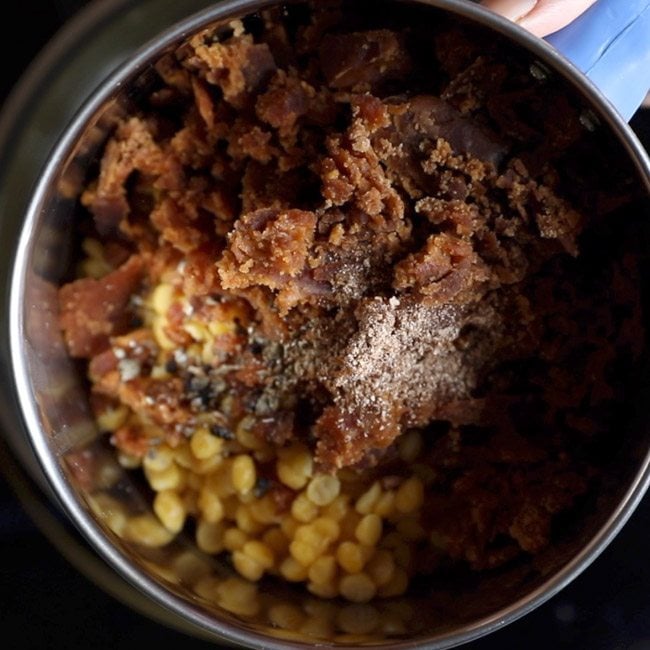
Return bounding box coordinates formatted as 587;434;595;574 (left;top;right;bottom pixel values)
57;0;644;611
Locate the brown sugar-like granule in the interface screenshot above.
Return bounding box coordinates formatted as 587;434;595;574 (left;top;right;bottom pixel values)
56;2;645;594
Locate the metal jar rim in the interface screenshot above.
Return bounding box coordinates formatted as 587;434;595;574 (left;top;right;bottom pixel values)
4;1;650;648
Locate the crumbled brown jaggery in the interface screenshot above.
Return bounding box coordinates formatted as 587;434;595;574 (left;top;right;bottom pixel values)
59;255;145;358
57;2;644;576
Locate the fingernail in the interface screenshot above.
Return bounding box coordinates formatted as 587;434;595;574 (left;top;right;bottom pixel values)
482;0;538;22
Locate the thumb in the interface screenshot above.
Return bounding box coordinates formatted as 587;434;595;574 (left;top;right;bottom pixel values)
481;0;598;37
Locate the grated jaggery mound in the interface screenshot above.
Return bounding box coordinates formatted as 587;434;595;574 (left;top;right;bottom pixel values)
58;3;644;575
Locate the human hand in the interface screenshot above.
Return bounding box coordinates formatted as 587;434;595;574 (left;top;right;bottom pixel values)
481;0;650;122
481;0;598;37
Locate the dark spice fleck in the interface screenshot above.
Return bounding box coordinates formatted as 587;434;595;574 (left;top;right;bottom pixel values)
244;389;263;412
250;339;264;355
211;424;235;440
253;476;271;498
254;390;281;417
185;375;210;394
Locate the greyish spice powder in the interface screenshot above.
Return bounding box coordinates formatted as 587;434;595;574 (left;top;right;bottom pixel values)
328;295;504;429
260;290;508;444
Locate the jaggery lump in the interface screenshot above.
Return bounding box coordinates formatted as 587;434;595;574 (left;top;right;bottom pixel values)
57;4;643;582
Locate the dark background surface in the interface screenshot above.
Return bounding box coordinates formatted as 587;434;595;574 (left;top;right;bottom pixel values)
1;2;650;649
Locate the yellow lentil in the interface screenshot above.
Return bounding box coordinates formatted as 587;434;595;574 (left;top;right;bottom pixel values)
171;550;212;585
355;481;382;514
149;282;175;315
204;462;235;499
398;429;423;462
322;494;350;521
79;238;112;278
307;581;338;599
377;567;409;597
303;599;337;620
394;476;424;514
253;447;276;464
231;454;256;494
373;491;396;518
308;554;337;586
184;470;203;492
248;493;280;525
355;513;382;547
117;451;141;469
189;453;224;475
280;515;300;539
197;487;225;524
294;522;325;548
366;549;395;587
268;603;306;630
232;550;266;581
300;616;334;640
337;603;380;635
142;559;178;584
170;444;194;470
311;517;340;543
124;513;174;547
223;526;248;551
243;540;275;569
276;442;313;489
193;575;222;603
215;577;260;617
262;527;290;557
306;474;341;506
153;490;186;533
336;541;367;574
291;491;319;523
152;318;175;351
87;493;127;537
207;318;237;337
339;573;377;603
236;416;267;451
183;320;209;342
290;539;321;567
96;405;129;432
380;614;407;636
195;520;226;554
235;504;265;535
143;462;184;492
190;427;223;460
94;458;123;490
279;556;309;582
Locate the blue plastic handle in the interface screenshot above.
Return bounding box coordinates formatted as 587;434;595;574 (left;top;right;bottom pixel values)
546;0;650;122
